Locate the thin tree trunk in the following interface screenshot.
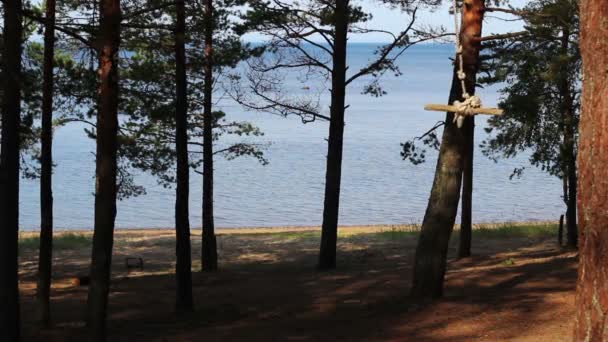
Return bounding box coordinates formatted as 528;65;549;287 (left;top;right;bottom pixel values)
37;0;57;327
558;214;564;247
411;0;484;299
174;0;194;312
558;26;578;249
459;117;474;258
318;0;348;270
0;0;23;339
566;150;577;248
573;0;608;339
86;0;121;340
202;0;218;271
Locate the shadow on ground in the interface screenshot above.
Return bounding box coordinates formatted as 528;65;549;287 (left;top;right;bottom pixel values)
19;232;577;341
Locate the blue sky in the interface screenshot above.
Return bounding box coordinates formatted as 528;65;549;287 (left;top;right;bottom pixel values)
245;0;528;43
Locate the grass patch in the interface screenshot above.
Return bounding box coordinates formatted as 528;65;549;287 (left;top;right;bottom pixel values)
472;223;557;239
250;223;557;244
366;223;557;241
372;228;420;241
19;233;92;251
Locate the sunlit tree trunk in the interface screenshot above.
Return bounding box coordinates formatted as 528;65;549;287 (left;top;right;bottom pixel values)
0;0;23;339
86;0;121;340
411;0;484;298
202;0;218;271
174;0;194;311
318;0;348;270
573;0;608;339
37;0;57;327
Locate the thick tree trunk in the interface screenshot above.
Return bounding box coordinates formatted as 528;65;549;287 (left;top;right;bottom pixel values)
86;0;121;340
318;0;348;270
573;0;608;340
411;0;484;298
0;0;23;339
37;0;57;327
459;117;474;258
202;0;218;271
174;0;194;312
559;26;578;249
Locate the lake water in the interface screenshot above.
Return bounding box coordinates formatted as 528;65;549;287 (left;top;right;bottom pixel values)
19;44;565;230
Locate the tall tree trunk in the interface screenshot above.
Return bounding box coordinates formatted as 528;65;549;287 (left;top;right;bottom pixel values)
86;0;121;340
459;117;474;258
573;0;608;339
174;0;194;312
565;142;577;248
37;0;57;327
559;26;578;249
411;0;484;298
202;0;218;271
0;0;23;339
318;0;348;270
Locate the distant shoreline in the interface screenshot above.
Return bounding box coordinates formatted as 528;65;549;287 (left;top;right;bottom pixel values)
19;220;558;236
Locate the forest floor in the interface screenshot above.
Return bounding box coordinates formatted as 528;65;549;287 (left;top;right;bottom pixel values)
18;223;578;341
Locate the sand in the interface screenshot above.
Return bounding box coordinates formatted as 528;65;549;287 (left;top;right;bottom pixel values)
18;224;577;341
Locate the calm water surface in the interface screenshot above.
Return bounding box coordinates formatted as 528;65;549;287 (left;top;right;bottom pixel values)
20;44;564;230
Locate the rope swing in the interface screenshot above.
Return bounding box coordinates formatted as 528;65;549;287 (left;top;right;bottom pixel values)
423;0;504;126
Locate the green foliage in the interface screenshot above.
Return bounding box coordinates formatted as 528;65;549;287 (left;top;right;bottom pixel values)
11;0;268;197
480;0;580;180
236;0;447;122
116;0;268;190
401;0;581;184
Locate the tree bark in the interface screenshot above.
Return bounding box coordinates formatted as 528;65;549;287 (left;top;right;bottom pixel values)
573;0;608;340
202;0;218;271
37;0;57;328
174;0;194;312
558;26;578;249
411;0;484;298
86;0;121;340
559;214;564;246
459;116;474;258
318;0;348;270
0;0;23;339
565;147;578;248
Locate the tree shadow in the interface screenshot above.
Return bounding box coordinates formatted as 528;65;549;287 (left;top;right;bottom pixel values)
19;236;577;341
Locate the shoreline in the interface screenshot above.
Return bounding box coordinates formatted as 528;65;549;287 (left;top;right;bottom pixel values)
19;220;558;237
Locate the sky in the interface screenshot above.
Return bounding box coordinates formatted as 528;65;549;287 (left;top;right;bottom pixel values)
244;0;528;43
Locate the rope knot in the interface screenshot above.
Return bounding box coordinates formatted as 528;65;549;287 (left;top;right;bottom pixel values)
452;95;482;128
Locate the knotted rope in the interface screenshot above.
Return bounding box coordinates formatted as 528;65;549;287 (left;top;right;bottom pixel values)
452;0;482;128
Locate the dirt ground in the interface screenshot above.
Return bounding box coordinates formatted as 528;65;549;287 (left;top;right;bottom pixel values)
18;225;578;341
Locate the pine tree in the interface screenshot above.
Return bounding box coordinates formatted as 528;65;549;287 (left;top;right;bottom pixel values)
481;0;581;248
37;0;57;327
0;0;23;339
411;0;486;299
238;0;444;269
174;0;194;311
86;0;121;340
